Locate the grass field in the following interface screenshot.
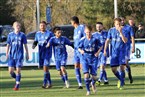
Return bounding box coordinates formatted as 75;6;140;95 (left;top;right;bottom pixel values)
0;65;145;97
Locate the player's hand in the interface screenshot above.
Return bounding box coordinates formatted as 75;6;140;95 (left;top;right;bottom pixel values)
46;43;50;48
80;50;84;54
117;26;123;33
94;52;99;57
132;47;135;53
26;53;29;61
104;51;107;56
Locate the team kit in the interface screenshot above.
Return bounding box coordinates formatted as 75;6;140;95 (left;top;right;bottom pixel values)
6;16;135;96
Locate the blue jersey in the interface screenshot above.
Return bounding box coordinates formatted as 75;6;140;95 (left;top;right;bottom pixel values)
35;30;53;59
78;36;102;58
122;25;134;45
7;32;27;60
93;31;109;66
93;31;108;53
73;25;85;49
107;27;126;56
48;36;73;60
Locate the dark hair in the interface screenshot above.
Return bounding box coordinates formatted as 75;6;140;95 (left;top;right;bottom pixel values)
85;25;92;31
71;16;79;24
114;18;121;23
96;22;103;25
53;26;61;33
119;16;125;20
40;21;47;25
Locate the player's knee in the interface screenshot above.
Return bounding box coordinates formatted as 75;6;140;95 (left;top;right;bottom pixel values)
84;73;89;78
74;63;80;68
59;70;63;76
120;65;125;71
61;67;66;74
100;65;105;70
43;66;49;72
111;68;117;74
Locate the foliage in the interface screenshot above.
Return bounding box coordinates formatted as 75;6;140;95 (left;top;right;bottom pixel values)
0;0;145;33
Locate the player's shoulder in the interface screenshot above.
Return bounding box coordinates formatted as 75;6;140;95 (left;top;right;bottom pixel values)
61;36;67;39
78;24;85;30
102;30;108;33
36;31;41;35
125;24;131;27
19;32;25;35
50;36;56;40
93;31;99;35
61;36;70;41
8;31;14;35
124;24;132;29
109;27;115;30
79;24;85;28
92;32;99;38
46;30;54;36
108;27;116;33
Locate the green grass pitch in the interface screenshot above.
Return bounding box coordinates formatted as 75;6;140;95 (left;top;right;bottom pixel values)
0;65;145;97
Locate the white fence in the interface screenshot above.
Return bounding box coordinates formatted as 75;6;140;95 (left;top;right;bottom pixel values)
0;42;145;67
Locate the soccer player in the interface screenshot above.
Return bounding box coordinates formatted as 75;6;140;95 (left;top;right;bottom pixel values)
32;21;53;89
120;17;135;83
93;22;109;85
46;27;73;88
104;18;128;90
6;21;29;90
78;25;102;95
71;16;85;89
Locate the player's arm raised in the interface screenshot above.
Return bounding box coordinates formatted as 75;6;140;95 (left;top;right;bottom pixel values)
118;27;128;43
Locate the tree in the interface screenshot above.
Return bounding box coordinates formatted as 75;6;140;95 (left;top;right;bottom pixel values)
0;0;16;25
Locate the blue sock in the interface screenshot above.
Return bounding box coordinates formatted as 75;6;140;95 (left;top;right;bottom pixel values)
75;68;82;85
91;78;96;85
10;72;16;79
16;74;21;88
99;70;104;81
15;84;20;88
84;78;90;92
63;74;68;81
47;72;52;85
43;72;48;85
103;70;108;81
61;75;65;83
114;71;120;80
120;71;125;86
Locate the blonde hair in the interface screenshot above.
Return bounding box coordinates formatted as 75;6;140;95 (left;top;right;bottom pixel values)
13;21;21;27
